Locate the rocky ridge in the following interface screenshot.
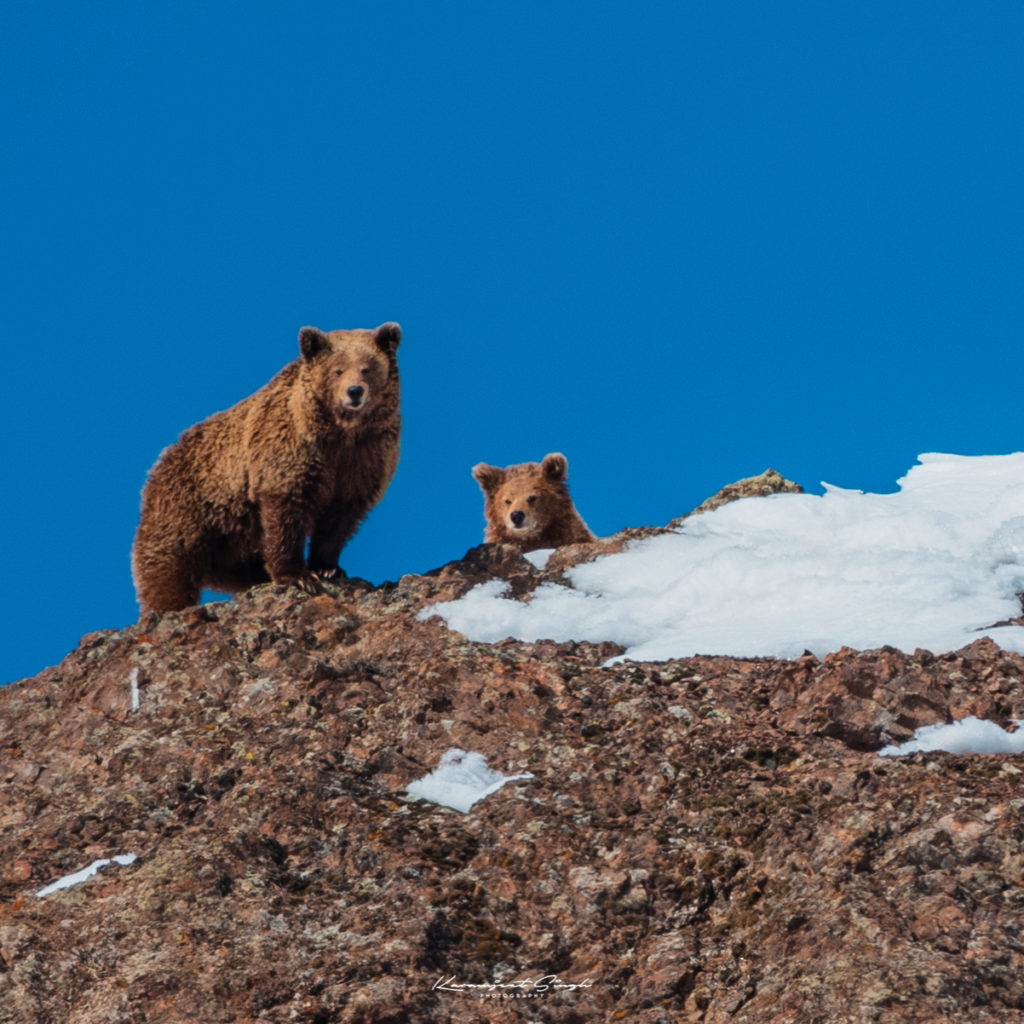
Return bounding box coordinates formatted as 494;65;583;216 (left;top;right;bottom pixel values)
3;471;1024;1023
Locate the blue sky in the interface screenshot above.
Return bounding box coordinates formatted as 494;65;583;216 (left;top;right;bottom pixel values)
3;2;1023;684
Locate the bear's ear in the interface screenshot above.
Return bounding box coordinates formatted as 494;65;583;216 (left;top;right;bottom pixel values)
542;453;568;482
299;327;329;360
472;463;505;493
374;322;402;354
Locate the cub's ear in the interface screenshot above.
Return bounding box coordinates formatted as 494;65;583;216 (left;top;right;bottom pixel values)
541;453;568;481
472;463;506;493
299;327;329;360
375;322;402;354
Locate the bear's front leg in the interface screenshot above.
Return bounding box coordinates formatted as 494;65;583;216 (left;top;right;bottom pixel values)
308;505;366;580
260;495;321;593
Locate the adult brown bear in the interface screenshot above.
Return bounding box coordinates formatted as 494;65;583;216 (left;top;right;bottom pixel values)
132;322;401;614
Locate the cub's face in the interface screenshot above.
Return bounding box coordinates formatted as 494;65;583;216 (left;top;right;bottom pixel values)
299;323;401;424
492;474;554;537
473;453;569;542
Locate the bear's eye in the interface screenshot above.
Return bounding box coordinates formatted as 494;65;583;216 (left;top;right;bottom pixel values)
360;366;369;375
504;499;512;505
527;495;537;505
334;369;344;377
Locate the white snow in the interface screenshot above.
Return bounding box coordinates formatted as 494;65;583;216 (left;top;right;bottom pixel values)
36;853;138;898
422;454;1024;662
879;716;1024;757
524;548;554;570
129;667;140;712
406;749;534;813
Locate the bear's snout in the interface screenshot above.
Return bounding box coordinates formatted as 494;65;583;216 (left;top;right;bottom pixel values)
510;510;526;528
346;385;365;407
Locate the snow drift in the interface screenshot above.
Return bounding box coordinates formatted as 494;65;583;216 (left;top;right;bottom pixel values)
422;453;1024;662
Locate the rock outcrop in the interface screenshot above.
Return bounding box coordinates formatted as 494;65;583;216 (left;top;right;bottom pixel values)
3;471;1024;1023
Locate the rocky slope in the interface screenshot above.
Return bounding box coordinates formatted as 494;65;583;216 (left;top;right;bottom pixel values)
3;472;1024;1023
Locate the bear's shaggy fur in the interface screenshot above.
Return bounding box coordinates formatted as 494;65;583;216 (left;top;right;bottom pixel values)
132;322;402;614
472;452;595;552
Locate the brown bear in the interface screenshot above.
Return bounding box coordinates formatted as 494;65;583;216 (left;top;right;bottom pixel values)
132;322;402;614
472;452;595;552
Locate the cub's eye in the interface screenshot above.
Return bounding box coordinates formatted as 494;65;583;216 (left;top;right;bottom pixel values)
334;369;344;377
504;499;512;505
360;366;369;375
527;495;537;505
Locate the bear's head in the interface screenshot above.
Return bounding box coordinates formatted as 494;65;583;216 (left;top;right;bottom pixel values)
299;322;401;424
472;453;569;542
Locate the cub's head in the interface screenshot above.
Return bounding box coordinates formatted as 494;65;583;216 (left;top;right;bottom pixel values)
298;322;401;423
472;453;569;542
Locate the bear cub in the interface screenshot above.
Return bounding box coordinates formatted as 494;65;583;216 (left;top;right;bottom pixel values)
472;452;595;553
132;322;401;614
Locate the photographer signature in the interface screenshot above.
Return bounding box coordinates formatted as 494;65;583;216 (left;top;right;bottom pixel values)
433;974;595;996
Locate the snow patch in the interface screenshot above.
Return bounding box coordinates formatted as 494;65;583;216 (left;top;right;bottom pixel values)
879;716;1024;757
406;749;534;813
36;854;138;898
422;453;1024;661
524;548;554;570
